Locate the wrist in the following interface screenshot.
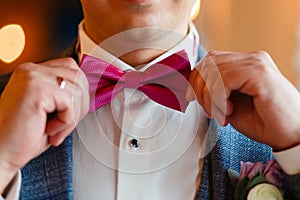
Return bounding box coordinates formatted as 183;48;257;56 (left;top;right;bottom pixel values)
273;144;300;175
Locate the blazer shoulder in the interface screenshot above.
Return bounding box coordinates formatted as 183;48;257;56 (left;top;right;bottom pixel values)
55;38;79;62
0;72;12;93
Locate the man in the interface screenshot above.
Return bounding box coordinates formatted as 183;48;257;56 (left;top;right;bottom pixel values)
0;0;300;199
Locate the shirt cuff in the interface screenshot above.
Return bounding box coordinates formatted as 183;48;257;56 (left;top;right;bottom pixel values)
273;144;300;175
0;171;21;200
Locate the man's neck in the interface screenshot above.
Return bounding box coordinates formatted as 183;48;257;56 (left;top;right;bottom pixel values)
83;23;189;68
118;49;165;68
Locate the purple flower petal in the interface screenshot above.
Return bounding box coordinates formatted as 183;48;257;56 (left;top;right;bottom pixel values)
248;162;264;179
239;161;253;179
239;161;264;180
263;159;284;188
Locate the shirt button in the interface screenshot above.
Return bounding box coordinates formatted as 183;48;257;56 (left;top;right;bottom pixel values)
129;138;140;149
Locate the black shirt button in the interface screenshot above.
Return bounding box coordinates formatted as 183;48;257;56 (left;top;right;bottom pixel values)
130;138;140;149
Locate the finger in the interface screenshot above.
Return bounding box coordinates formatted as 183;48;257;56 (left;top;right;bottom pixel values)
45;80;75;135
189;56;214;104
194;73;206;108
46;108;75;136
226;92;256;134
207;50;233;56
46;74;89;136
41;57;79;70
196;54;234;122
189;56;218;117
202;85;212;117
210;81;232;126
198;58;221;118
207;51;247;66
40;62;88;122
204;78;223;120
185;85;195;102
72;75;90;122
210;72;234;116
202;78;231;125
48;125;75;146
186;66;200;101
211;100;229;126
40;65;79;85
201;52;250;103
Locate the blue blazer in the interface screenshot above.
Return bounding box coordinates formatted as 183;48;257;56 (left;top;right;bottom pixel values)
0;45;299;200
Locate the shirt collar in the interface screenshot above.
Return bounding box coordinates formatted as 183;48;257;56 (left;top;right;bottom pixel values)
77;20;199;71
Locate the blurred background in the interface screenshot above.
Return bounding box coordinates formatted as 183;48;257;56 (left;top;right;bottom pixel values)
0;0;299;87
0;0;83;73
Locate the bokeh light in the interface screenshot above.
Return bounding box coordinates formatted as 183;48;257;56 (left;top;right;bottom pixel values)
0;24;25;63
0;0;83;74
190;0;201;21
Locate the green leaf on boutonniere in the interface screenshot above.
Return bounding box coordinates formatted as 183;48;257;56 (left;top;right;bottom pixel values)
240;172;266;200
228;169;240;188
234;175;249;200
234;172;266;200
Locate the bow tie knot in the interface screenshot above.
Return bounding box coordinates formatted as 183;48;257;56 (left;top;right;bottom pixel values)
121;70;143;89
80;50;192;112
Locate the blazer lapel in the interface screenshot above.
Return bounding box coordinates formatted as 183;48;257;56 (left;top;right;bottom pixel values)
196;119;235;200
196;119;273;200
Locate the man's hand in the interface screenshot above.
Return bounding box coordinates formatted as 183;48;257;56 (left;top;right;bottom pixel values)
0;58;89;194
186;50;300;151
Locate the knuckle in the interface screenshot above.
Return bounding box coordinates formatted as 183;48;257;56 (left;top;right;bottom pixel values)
252;50;270;58
248;51;271;72
15;62;36;74
207;50;217;56
15;64;42;86
26;76;40;88
250;50;271;64
62;57;78;69
206;51;216;60
207;50;213;55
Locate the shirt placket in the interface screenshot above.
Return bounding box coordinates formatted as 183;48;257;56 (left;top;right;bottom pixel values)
116;89;146;200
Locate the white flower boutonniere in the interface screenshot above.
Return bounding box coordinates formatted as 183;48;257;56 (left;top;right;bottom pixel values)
228;159;284;200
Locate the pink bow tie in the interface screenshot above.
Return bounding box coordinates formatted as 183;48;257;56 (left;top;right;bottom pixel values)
80;50;191;113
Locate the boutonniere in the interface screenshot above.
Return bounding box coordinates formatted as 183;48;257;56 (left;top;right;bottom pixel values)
228;159;284;200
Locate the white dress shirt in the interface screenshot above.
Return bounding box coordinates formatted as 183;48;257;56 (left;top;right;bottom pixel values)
73;21;208;200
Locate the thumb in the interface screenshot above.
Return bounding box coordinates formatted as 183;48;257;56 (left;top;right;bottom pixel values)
185;85;196;101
